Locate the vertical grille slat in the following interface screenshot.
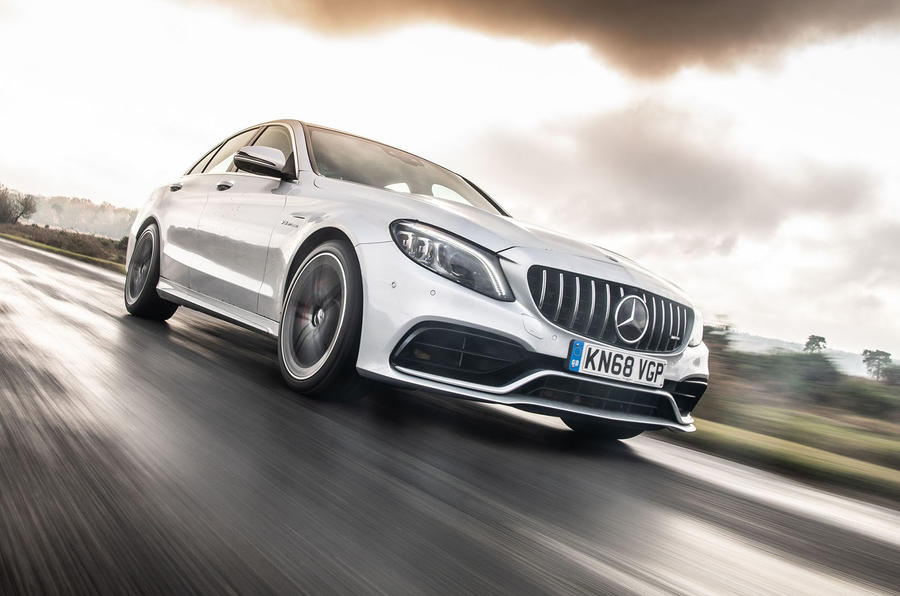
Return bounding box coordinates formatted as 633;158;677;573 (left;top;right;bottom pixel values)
674;306;681;351
527;266;693;354
538;269;547;309
640;293;648;346
597;283;611;340
553;272;564;322
677;306;684;350
582;280;596;335
666;302;674;351
678;307;686;347
641;295;654;350
567;276;581;328
654;301;666;351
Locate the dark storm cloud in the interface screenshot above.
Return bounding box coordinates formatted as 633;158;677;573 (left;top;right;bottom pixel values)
462;104;875;253
214;0;900;75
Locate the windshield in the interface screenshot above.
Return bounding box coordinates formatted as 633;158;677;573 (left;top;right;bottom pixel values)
308;126;503;215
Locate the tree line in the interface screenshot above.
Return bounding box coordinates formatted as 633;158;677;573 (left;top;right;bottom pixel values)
0;181;136;238
803;334;896;384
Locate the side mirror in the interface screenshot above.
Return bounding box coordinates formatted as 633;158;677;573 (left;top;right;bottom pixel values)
233;146;289;179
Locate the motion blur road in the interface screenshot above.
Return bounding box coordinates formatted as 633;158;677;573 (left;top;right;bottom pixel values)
1;237;898;595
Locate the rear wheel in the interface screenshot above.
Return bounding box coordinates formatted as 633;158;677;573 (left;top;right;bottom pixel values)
124;223;178;321
561;414;644;440
277;240;366;400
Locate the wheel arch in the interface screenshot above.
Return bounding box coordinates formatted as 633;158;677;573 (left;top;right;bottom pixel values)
135;215;159;235
126;215;162;269
283;226;359;300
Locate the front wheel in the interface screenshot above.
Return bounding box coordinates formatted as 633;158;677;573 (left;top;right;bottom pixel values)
277;239;366;400
561;414;644;440
124;223;178;321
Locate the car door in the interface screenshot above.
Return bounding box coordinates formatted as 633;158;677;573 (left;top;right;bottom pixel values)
158;143;221;287
192;125;296;313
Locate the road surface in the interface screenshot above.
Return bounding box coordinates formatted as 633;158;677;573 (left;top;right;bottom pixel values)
1;237;898;595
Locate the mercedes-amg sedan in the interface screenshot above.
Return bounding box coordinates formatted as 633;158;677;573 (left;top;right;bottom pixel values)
125;120;709;439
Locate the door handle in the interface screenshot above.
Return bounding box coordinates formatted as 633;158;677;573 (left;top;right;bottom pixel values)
169;183;183;192
216;181;234;191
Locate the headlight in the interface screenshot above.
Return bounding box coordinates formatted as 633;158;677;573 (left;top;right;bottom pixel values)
390;221;514;301
688;309;704;347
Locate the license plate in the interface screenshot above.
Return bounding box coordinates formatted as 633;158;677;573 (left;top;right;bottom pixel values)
567;340;666;388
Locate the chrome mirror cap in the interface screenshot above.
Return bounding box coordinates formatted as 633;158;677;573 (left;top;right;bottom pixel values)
234;146;288;179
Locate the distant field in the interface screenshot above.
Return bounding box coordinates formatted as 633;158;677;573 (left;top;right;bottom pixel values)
0;223;126;273
0;223;127;263
676;330;900;501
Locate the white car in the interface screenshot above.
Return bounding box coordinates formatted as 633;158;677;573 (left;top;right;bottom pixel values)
125;120;709;439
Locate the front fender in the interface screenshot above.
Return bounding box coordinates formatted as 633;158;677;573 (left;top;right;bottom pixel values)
257;192;394;321
125;187;166;269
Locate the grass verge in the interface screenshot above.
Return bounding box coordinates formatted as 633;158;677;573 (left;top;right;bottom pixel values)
662;417;900;502
0;232;126;274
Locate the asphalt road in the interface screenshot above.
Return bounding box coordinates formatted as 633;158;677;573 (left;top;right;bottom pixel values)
1;237;898;595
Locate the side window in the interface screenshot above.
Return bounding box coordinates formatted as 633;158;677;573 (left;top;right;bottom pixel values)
252;126;295;175
205;128;259;175
187;144;220;175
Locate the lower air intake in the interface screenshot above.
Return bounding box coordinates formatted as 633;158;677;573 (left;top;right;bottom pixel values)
671;377;708;416
392;324;541;386
520;375;677;422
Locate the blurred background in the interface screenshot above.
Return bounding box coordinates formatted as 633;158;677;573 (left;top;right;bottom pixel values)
0;0;898;593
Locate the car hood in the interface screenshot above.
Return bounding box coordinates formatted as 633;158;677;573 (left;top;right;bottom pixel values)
314;177;692;304
498;220;692;304
415;196;689;301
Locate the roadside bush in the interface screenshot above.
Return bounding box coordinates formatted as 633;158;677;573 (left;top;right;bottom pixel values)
831;376;900;419
732;350;841;405
883;364;900;386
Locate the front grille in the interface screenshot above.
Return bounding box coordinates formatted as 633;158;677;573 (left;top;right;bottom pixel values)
527;266;694;353
521;376;676;422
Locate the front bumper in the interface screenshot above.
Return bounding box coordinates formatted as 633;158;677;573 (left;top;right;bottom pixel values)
354;241;709;431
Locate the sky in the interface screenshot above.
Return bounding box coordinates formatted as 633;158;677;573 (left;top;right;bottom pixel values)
0;0;898;356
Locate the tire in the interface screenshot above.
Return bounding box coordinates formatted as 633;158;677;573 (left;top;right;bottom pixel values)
561;414;645;440
277;239;366;400
124;223;178;321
